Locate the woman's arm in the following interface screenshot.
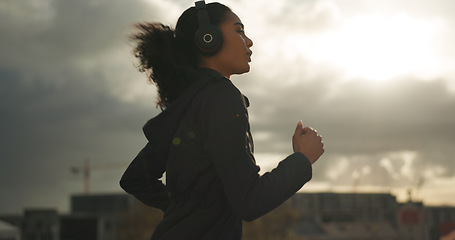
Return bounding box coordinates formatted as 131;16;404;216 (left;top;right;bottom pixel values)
120;142;170;211
203;80;320;221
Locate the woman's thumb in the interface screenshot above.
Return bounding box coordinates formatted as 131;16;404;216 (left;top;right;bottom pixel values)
294;120;304;135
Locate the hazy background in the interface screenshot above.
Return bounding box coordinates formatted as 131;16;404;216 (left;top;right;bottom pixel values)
1;0;454;214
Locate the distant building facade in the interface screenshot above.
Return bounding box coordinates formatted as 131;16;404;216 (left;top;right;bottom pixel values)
1;192;455;240
0;194;135;240
292;192;398;223
22;209;59;240
0;220;21;240
289;192;455;240
397;201;428;240
290;192;401;239
426;206;455;240
61;193;134;240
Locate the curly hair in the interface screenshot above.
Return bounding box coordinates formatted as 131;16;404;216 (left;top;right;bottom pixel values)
131;3;232;109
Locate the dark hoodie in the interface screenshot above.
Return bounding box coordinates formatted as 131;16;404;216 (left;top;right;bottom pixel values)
120;68;312;240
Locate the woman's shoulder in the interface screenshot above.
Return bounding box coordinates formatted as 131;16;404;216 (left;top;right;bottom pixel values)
194;69;243;101
189;69;248;117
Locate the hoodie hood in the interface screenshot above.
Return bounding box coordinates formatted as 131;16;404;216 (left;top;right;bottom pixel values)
142;68;226;166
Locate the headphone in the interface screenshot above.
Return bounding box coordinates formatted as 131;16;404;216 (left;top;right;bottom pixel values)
194;1;223;56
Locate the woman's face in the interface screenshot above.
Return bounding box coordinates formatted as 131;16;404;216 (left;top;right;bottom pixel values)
200;12;253;78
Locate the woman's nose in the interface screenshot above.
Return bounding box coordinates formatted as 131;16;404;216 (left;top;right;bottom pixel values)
246;35;253;48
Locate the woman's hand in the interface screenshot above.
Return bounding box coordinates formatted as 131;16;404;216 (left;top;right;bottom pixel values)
292;121;324;164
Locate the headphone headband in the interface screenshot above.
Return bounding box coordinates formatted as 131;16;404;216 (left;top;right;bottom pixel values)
195;1;210;28
194;0;223;56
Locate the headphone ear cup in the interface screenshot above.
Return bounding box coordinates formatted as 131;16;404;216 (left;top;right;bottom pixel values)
194;25;223;56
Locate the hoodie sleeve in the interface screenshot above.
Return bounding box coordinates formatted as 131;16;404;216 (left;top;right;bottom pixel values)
120;142;170;211
203;80;312;222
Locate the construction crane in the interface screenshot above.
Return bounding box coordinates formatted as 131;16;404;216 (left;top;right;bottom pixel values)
70;158;127;194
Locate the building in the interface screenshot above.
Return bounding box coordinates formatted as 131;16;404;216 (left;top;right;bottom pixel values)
21;209;59;240
60;193;135;240
0;194;136;240
397;201;428;240
291;192;398;223
288;192;455;240
426;206;455;240
0;220;21;240
1;192;454;240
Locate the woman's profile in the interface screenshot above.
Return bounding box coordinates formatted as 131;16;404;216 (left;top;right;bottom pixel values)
120;1;325;239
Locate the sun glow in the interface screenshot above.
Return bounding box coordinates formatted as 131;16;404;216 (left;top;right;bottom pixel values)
297;14;446;82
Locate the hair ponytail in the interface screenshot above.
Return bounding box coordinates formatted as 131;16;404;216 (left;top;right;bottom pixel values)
131;23;195;110
131;3;232;110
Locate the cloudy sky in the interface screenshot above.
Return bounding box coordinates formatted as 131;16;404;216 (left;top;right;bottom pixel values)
1;0;454;214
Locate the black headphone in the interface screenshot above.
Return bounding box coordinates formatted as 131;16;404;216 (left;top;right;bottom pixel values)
194;0;223;56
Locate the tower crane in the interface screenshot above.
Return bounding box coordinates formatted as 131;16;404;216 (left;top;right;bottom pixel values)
70;158;127;194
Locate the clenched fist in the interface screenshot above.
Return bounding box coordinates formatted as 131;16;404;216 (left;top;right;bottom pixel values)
292;121;324;164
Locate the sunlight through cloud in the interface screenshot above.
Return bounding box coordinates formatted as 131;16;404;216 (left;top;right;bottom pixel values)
300;13;447;82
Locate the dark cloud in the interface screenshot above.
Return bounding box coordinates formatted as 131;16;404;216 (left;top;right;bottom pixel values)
0;66;161;213
0;0;170;213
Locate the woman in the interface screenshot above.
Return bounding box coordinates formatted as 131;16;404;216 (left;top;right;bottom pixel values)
120;1;324;239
